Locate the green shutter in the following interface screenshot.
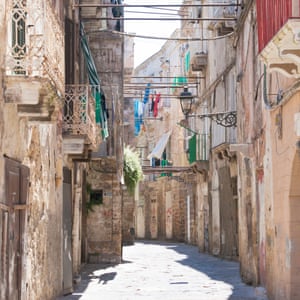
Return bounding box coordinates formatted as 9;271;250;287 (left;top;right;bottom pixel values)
185;51;190;73
189;134;197;164
171;76;188;92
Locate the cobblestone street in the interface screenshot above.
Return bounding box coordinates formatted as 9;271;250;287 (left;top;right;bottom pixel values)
58;241;268;300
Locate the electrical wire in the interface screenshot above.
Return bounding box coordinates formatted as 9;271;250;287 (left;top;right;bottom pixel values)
75;3;242;8
125;10;186;16
88;29;235;41
125;6;181;13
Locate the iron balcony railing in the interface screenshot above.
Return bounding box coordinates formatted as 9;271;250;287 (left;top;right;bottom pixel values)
63;85;101;148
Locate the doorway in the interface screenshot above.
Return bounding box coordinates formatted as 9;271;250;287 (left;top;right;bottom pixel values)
1;157;29;300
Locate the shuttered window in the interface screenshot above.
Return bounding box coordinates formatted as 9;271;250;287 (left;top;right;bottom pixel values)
189;134;197;164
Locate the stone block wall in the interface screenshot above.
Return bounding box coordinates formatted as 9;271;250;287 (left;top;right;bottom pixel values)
86;160;122;264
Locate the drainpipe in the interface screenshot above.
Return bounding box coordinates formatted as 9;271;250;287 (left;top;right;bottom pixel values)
263;64;273;110
187;195;191;243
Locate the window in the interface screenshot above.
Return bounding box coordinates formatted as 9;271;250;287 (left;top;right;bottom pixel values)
11;0;27;74
90;190;103;205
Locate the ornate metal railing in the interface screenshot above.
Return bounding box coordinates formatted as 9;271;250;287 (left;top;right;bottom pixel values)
63;85;100;148
5;0;64;94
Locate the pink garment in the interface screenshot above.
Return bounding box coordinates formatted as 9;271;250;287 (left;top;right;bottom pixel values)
153;93;160;117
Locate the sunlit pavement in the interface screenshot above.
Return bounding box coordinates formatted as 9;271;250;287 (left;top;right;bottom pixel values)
58;241;268;300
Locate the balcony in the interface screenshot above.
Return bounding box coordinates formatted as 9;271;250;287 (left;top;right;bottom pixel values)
260;19;300;78
4;0;64;120
187;133;209;173
208;0;237;35
191;52;208;72
62;85;101;157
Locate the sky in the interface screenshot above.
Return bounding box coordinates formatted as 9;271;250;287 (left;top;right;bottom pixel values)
124;0;183;67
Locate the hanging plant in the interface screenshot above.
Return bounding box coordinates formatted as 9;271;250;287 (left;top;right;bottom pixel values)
123;146;143;195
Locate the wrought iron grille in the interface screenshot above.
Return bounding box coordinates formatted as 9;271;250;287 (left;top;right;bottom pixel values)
63;85;100;147
6;0;64;93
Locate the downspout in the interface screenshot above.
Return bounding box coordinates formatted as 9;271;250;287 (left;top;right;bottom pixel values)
187;195;191;243
263;64;273;110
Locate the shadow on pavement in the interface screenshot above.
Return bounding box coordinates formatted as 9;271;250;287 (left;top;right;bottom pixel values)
153;240;267;300
57;240;267;300
89;271;117;284
56;261;132;299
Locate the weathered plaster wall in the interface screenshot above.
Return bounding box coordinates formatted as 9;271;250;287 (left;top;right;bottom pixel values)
196;177;209;253
0;102;63;299
24;124;63;300
235;4;264;286
264;93;300;300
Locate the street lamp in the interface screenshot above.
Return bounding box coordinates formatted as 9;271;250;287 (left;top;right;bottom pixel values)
179;86;194;117
178;86;237;127
189;111;237;127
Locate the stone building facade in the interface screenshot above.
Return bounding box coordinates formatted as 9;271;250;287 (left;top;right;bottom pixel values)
129;1;300;299
0;0;124;299
77;1;124;264
186;0;300;298
243;0;300;298
0;1;66;299
183;0;239;260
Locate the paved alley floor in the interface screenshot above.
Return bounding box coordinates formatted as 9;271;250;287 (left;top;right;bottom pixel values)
58;241;268;300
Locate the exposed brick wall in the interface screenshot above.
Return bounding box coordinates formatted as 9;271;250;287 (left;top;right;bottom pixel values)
86;160;122;263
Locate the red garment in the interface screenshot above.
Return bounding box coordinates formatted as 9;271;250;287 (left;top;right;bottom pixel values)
153;93;160;117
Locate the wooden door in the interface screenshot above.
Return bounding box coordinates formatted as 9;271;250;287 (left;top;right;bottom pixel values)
1;158;29;300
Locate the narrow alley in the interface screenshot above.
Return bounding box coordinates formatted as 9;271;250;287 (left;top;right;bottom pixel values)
58;241;268;300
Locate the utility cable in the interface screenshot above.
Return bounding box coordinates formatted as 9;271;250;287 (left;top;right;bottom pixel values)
125;10;186;16
88;29;235;41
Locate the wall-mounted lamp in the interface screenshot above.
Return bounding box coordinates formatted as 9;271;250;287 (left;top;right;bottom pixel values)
189;111;237;127
178;87;237;127
179;86;194;117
